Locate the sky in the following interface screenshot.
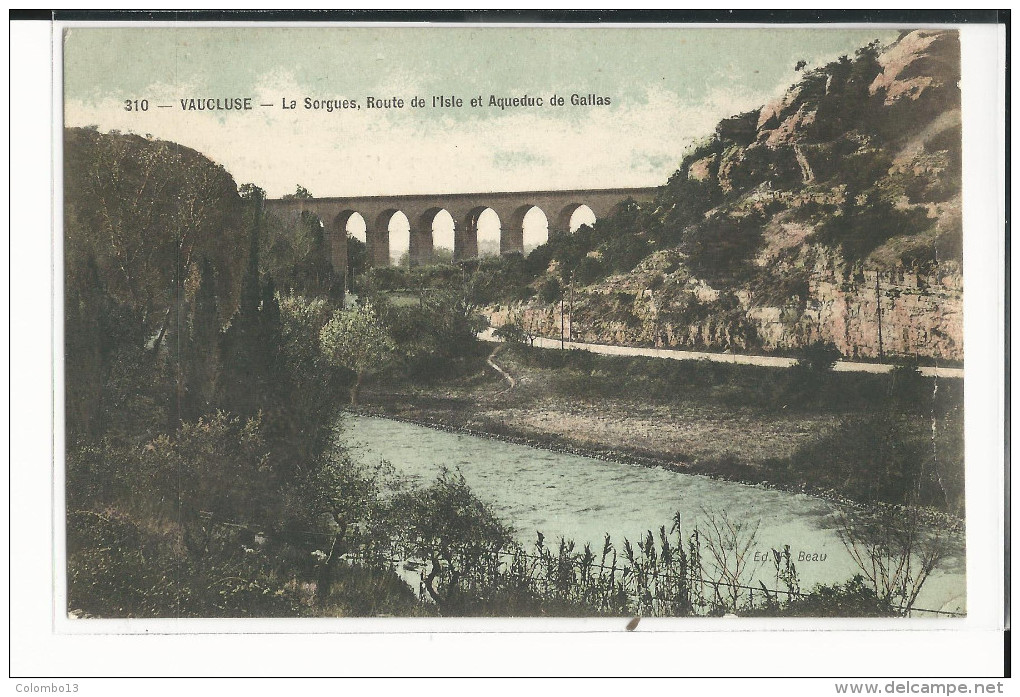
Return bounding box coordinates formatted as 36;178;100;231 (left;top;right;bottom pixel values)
63;25;900;202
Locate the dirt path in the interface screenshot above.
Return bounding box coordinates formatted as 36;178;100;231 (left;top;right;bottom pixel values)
486;344;516;390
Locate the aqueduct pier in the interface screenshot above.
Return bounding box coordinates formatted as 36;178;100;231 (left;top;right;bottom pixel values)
265;187;659;273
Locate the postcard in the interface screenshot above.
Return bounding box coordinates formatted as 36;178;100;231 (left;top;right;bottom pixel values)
52;18;1004;637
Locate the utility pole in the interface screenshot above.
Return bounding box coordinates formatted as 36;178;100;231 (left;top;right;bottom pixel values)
875;270;884;360
568;271;574;342
560;291;565;349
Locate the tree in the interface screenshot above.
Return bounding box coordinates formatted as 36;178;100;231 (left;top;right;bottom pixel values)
319;303;396;405
220;187;283;417
183;257;221;420
281;184;314;200
347;235;368;293
300;448;394;600
493;312;533;346
275;294;344;467
64;128;246;437
64;128;245;358
394;468;513;611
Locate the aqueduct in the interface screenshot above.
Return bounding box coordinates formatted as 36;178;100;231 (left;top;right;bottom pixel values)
265;187;659;275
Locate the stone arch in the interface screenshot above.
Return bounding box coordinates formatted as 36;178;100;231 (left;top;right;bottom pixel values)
411;207;450;266
457;206;500;260
337;209;367;244
370;208;408;267
322;210;362;277
507;204;548;254
554;203;597;235
463;205;493;229
430;209;456;258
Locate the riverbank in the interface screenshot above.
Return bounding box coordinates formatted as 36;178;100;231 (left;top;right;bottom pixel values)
359;342;965;526
346;406;962;533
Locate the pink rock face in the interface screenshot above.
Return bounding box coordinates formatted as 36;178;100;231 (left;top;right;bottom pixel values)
802;266;963;360
870;30;959;105
688;155;716;182
765;104;817;147
487;259;963;363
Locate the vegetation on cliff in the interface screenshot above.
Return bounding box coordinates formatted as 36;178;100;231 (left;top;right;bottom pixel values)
471;30;963;362
64;129;388;617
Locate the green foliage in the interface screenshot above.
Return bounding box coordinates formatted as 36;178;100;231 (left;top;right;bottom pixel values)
538;277;562;304
466;253;535;304
393;468;514;610
259;185;340;299
492;317;530;345
141;413;280;529
347;235;369;292
64;128;246;438
650;177;724;249
746;575;892;617
182;257;222;421
681;211;768;284
782;411;962;510
365;262;465;294
431;247;455;265
808;42;884;142
301;448;393;555
816;191;936;262
319;302;396;404
841;148;894;194
218;201;285;418
275;293;346;467
796;340;842;371
64;128;246;342
835;504;952;612
281;184;313;200
366;273;490;379
312;560;427;617
66;509;306;618
724;144;803;192
385;488;905;617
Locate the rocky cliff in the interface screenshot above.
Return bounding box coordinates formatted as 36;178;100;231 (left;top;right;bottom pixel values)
496;30;963;362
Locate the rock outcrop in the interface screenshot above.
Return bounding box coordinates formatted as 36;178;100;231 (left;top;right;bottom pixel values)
494;30;963;363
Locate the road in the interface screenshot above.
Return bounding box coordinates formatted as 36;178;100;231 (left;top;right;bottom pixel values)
478;329;963;379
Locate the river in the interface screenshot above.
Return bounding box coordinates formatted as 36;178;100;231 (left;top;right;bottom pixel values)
339;413;966;615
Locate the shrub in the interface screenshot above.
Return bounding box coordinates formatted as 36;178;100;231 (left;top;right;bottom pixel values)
797;341;842;371
746;575;893;617
66;508;305;618
393;468;514;612
539;277;562;304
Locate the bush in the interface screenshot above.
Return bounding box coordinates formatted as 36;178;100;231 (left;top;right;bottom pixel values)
816;192;935;262
493;319;529;345
797;341;842;371
538;277;562;305
746;575;893;617
393;468;514;612
681;211;768;284
66;508;306;618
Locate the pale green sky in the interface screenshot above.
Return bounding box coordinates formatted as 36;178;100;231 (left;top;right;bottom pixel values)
64;26;899;197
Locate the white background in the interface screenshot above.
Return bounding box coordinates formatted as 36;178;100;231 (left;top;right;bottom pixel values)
8;16;1010;686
